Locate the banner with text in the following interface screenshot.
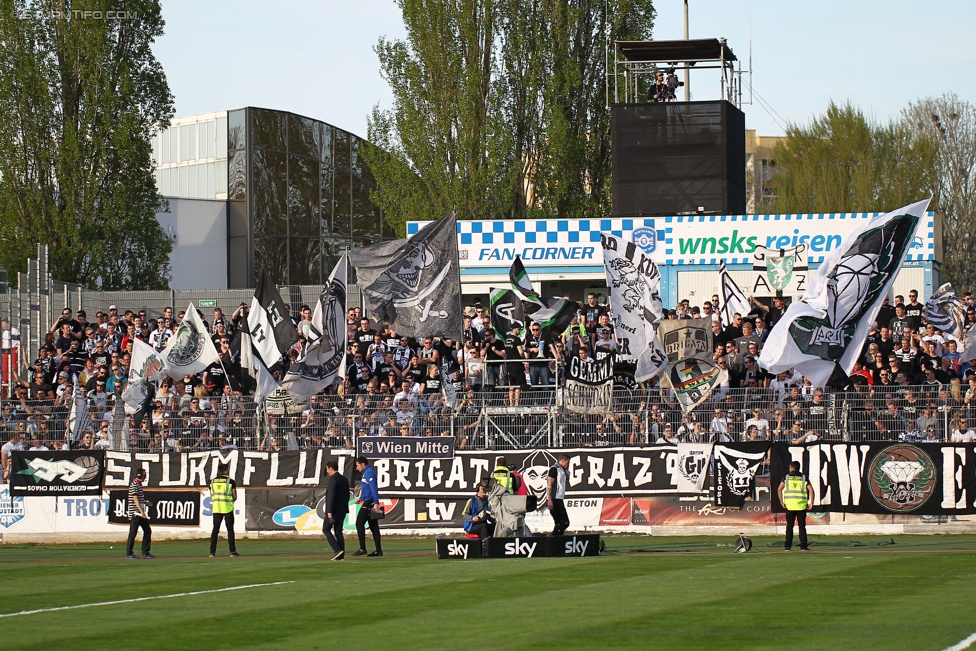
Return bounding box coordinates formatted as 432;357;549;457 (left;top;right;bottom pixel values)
9;451;105;496
356;436;456;460
769;442;976;515
107;490;201;526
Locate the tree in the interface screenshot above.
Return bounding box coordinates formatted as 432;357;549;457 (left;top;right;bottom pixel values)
769;102;938;216
0;0;175;289
903;94;976;293
363;0;655;234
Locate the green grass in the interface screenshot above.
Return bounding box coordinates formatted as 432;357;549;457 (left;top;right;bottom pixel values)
2;535;976;650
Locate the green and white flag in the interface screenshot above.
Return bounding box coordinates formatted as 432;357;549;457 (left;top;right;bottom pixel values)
752;244;808;297
759;199;930;386
508;257;577;337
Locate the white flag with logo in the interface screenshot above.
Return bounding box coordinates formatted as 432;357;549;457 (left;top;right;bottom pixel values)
676;443;713;493
160;304;220;380
282;255;348;396
123;338;166;410
601;233;666;382
759;199;929;386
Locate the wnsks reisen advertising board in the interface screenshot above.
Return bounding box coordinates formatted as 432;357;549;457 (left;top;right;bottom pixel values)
770;443;976;515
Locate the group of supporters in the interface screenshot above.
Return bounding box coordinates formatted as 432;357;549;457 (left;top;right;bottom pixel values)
3;285;976;477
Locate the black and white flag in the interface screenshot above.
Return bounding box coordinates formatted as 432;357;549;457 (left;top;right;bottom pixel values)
601;233;666;382
68;380;92;442
508;257;577;337
248;272;298;370
752;244;808;297
564;355;614;415
282;255;348;396
676;443;713;493
241;330;279;404
489;287;525;339
924;282;966;348
714;443;769;507
759;199;929;386
350;210;462;341
719;263;750;327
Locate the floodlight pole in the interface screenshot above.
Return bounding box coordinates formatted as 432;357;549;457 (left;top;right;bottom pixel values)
683;0;690;101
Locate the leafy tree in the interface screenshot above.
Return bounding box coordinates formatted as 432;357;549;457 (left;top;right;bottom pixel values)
903;94;976;293
363;0;655;234
769;102;938;216
0;0;174;289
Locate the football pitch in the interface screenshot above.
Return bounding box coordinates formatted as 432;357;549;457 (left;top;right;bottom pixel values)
2;535;976;650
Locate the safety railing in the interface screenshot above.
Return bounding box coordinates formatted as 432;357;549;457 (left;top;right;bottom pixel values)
2;383;971;454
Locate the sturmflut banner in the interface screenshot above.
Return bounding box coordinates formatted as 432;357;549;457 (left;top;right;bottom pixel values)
564;355;614;414
770;442;976;515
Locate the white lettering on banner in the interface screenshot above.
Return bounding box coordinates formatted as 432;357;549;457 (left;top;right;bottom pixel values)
942;447;968;510
414;460;425;488
808;445;832;506
416;299;449;322
588;456;605;488
471;458;490;486
428;460;444;487
266;453;293;486
632;457;653;486
608;454;629;488
394;460;412;490
187;452;209;487
445;457;467;489
569;456;584;486
105;452;130;486
159;453;188;487
504;538;537;557
155;500;194;521
663;450;678;488
447;540;469;559
375;459;390;487
213;449;239;477
833;444;870;507
295;450;323;486
243;452;267;485
565;537;589;556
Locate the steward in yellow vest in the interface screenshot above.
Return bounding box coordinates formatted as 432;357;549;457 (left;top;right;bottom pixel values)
778;460;814;552
209;463;239;558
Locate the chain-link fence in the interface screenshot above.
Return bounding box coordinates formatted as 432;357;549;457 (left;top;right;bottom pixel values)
2;384;968;455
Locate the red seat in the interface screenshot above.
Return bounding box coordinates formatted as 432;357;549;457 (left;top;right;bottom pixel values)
465;533;480;539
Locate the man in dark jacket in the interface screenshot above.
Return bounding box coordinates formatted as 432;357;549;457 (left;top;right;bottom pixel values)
323;460;351;561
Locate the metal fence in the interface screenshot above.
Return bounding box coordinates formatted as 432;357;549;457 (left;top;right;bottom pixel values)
1;385;970;454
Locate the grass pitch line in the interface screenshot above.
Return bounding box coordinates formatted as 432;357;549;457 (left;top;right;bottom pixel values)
0;581;295;618
944;631;976;651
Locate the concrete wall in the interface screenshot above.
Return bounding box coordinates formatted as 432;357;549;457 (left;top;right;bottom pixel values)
156;197;227;290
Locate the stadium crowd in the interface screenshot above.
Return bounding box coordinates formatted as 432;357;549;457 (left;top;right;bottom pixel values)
3;286;976;479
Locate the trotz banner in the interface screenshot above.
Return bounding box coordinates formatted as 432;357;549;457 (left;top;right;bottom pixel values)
759;198;929;386
350;210;462;341
658;318;727;413
601;233;667;382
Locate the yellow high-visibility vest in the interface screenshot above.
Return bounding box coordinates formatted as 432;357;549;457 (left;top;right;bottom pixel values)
210;476;234;514
782;474;809;511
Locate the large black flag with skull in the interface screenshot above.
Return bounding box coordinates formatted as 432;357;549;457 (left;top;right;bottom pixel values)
350;211;462;341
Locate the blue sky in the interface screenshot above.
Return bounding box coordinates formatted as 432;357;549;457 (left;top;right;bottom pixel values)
153;0;975;138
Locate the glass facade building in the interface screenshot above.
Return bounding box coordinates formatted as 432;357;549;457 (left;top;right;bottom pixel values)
152;107;390;288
